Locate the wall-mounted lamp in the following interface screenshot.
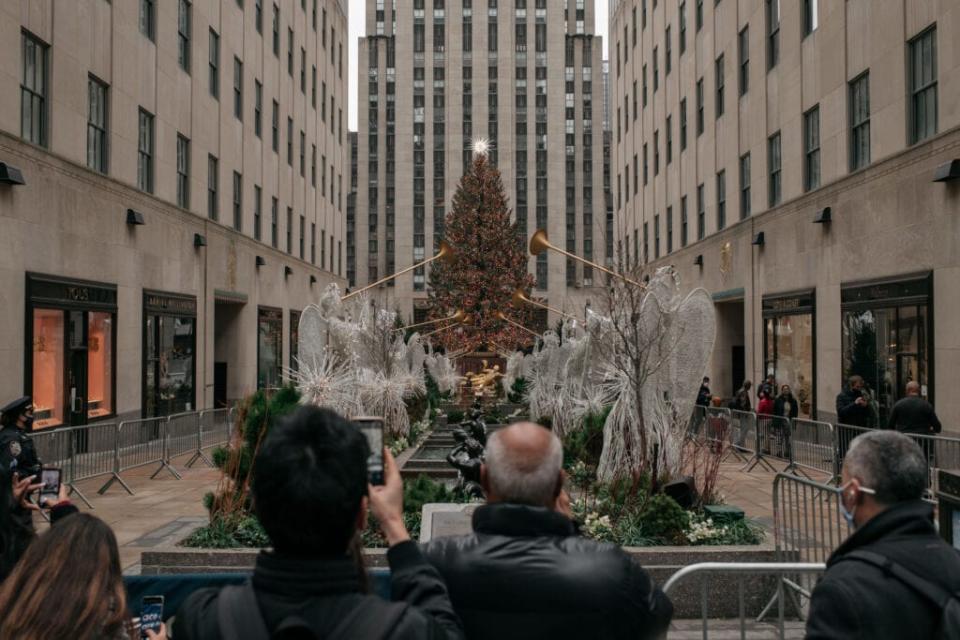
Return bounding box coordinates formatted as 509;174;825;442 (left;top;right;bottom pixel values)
126;209;145;226
813;207;832;224
933;160;960;182
256;256;266;268
694;254;704;267
193;233;207;247
309;275;317;286
0;162;26;186
752;231;765;246
284;266;293;278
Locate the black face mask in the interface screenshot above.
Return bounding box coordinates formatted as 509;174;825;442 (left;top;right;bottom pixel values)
18;414;34;430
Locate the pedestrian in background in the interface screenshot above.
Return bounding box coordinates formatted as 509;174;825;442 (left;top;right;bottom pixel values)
888;381;941;466
773;385;798;459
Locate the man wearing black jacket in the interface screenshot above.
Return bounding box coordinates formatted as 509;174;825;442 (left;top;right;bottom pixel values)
422;422;673;640
806;430;960;639
835;375;871;428
174;406;463;640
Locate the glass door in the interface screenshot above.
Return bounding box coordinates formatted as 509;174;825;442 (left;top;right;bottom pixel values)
67;310;89;427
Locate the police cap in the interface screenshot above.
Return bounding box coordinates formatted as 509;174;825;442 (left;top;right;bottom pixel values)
0;396;32;419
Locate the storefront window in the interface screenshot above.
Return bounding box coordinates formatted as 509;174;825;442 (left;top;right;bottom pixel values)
290;310;301;375
143;292;197;418
763;292;815;419
258;307;283;389
87;312;113;419
841;274;931;427
32;309;65;429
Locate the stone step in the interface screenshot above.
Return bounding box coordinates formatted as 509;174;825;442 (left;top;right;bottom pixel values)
405;459;451;470
401;466;458;480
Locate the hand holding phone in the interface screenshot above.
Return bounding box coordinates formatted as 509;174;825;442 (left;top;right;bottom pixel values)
353;417;385;486
38;468;61;507
140;595;164;639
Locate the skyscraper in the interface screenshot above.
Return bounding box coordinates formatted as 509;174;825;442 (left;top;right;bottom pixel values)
353;0;609;325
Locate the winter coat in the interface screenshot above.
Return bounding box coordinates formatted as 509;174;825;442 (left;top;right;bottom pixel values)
422;503;673;640
835;388;872;428
773;395;798;420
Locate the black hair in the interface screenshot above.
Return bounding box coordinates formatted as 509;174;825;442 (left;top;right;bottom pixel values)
252;405;370;556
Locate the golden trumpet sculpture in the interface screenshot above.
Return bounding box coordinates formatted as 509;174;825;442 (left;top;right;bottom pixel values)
495;311;542;338
511;288;576;320
529;229;644;287
399;309;466;332
342;241;455;300
421;313;473;339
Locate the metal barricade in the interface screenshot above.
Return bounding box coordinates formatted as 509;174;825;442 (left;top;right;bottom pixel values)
740;412;782;473
68;422;121;505
662;562;826;639
772;473;850;565
703;407;748;463
729;409;758;457
833;423;869;481
688;405;709;439
100;417;178;495
198;408;233;455
789;419;835;478
166;412;200;468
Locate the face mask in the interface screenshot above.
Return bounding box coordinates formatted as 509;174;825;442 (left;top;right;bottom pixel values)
19;414;34;430
837;480;876;529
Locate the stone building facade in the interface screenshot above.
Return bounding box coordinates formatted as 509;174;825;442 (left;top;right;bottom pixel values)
353;0;612;325
0;0;348;427
610;0;960;426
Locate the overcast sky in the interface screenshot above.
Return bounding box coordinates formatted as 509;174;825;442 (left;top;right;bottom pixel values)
348;3;610;130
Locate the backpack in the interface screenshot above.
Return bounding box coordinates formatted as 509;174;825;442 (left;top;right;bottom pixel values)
840;550;960;640
216;580;407;640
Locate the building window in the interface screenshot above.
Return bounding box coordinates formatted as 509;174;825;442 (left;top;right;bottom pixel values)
272;101;279;152
299;131;305;177
804;106;820;191
140;0;156;41
666;206;674;253
679;2;687;54
654;215;661;259
739;153;750;219
681;195;688;246
286;208;293;253
257;308;283;390
802;0;818;37
768;131;781;206
716;170;726;230
272;3;280;55
653;47;659;92
738;27;749;96
299;215;305;259
311;144;317;186
256;0;263;33
232;171;243;231
764;292;816;420
908;26;937;145
287;117;293;165
695;0;703;32
680;98;687;150
696;183;705;240
665;26;672;75
176;134;190;208
715;55;724;118
767;0;780;70
696;78;704;135
209;29;220;98
653;132;659;176
20;32;48;147
312;65;317;108
137;108;154;193
254;80;263;136
271;197;279;247
311;223;316;263
850;72;870;171
288;28;294;76
207;155;218;220
87;77;108;173
300;47;306;92
143;294;196;418
233;58;243;120
178;0;191;72
666;115;673;164
254;185;262;241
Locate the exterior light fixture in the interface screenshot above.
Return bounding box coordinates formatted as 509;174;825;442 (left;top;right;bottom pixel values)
752;232;765;246
193;233;207;247
256;256;266;268
694;254;704;267
126;209;146;225
284;266;293;278
309;275;317;285
0;162;26;185
933;160;960;182
813;207;832;224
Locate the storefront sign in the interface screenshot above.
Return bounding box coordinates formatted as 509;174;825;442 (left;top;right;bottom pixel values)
762;290;815;316
144;291;197;316
841;273;931;308
27;273;117;310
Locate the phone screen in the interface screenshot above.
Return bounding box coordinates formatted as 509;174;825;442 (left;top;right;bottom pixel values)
140;595;164;638
39;468;61;502
354;417;385;485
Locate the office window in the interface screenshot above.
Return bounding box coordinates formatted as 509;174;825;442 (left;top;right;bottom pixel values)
666;27;672;75
739;153;750;219
254;185;262;240
300;47;306;92
715;55;724;118
311;223;316;263
908;26;937;144
696;183;705;240
768;131;781;206
87;77;108;173
850;72;870;171
696;78;704;135
271;100;279;152
232;172;243;231
681;196;688;247
20;33;48;147
696;0;703;32
642;0;647;29
137;109;154;193
311;144;317;186
666;115;673;164
178;0;191;72
271;197;279;247
716;170;726;230
680;98;687;150
209;29;220;98
254;80;263;136
653;47;659;92
312;0;317;31
738;27;749;96
233;58;243;120
643;144;649;185
288;28;294;76
286;208;293;254
140;0;156;41
287;117;293;165
176;134;190;208
654;215;660;259
256;0;263;34
299;215;305;259
803;106;820;191
679;2;687;54
299;131;305;177
207;155;219;220
322;82;327;121
633;155;638;194
767;0;780;70
666;207;674;253
803;0;818;37
272;4;280;55
632;7;637;46
653;131;659;175
312;65;317;108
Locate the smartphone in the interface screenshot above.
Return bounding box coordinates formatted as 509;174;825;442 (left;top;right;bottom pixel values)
353;417;385;485
140;595;164;638
39;468;61;505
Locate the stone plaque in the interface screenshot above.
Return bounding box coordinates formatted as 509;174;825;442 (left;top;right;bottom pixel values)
420;503;478;542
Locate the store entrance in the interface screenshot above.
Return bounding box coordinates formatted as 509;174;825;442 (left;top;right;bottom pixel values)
67;311;89;427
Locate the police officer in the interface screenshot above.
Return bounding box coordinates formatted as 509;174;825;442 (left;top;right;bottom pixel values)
0;396;42;476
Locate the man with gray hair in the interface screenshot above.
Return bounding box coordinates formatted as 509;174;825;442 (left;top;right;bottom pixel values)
422;422;672;639
806;430;960;639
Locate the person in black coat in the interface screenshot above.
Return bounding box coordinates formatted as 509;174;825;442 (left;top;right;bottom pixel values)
174;407;464;640
771;385;798;459
0;397;42;477
887;381;940;435
806;430;960;639
835;376;871;428
422;422;673;640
